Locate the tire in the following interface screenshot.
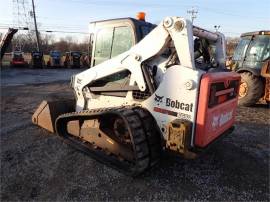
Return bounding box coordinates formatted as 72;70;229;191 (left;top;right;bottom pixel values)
266;101;270;108
238;72;264;106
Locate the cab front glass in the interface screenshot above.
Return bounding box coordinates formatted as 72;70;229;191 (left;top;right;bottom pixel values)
233;35;270;70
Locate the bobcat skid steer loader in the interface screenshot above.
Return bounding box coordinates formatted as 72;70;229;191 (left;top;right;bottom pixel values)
33;16;240;176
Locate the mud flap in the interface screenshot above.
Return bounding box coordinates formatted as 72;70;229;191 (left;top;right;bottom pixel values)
32;99;75;133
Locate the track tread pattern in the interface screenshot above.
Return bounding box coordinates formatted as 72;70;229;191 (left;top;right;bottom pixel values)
133;107;162;167
55;106;158;176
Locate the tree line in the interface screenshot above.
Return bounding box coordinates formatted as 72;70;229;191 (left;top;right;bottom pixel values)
226;37;240;56
1;31;239;56
2;31;89;54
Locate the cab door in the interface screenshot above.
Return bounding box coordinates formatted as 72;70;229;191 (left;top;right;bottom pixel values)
91;23;135;67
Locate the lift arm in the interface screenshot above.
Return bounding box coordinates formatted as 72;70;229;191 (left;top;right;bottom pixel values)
72;17;225;111
0;28;18;59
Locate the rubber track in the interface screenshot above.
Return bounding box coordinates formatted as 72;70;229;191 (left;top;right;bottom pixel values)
133;107;162;167
55;106;153;176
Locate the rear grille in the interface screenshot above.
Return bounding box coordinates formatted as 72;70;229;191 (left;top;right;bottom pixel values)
208;80;239;108
132;90;151;100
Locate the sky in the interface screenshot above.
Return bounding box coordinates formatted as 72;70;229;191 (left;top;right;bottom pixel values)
0;0;270;42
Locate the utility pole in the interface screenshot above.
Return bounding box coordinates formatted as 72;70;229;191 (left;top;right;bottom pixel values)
187;7;198;24
12;0;32;51
31;0;41;52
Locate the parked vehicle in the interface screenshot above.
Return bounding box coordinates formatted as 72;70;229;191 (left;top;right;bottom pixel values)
33;15;240;176
10;51;27;67
47;50;61;67
31;51;44;68
64;51;81;68
230;31;270;106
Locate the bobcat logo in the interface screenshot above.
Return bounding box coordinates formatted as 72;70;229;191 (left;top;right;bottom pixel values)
211;110;233;131
212;116;219;130
154;94;164;104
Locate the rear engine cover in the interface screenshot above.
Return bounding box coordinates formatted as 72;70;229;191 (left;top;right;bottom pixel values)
195;72;240;147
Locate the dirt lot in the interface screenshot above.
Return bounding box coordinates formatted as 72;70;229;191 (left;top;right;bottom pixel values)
1;69;269;201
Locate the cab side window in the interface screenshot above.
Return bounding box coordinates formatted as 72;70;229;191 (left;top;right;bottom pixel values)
94;27;113;65
94;26;133;66
111;26;133;57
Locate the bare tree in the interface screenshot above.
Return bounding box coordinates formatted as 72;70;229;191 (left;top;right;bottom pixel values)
226;37;240;56
6;32;88;54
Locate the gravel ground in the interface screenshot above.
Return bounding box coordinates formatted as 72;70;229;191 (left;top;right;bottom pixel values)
1;68;82;86
1;69;269;201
